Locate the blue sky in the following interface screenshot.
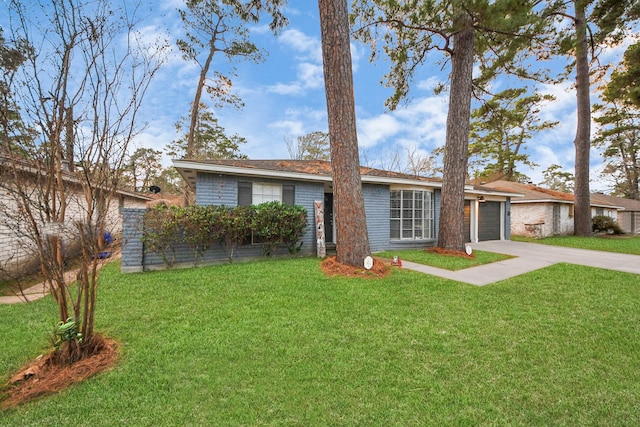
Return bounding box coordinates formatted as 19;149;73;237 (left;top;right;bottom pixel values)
6;1;638;192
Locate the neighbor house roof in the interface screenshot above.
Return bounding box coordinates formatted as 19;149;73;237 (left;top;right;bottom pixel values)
482;180;622;209
590;193;640;212
172;159;522;198
0;154;153;202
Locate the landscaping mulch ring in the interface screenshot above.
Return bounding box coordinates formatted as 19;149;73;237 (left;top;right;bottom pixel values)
321;256;390;278
1;335;119;410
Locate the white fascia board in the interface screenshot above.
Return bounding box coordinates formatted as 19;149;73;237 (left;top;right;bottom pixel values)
468;189;525;198
510;199;573;204
172;160;332;183
365;176;443;188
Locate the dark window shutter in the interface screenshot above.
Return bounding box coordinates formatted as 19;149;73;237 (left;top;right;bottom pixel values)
238;181;252;206
283;185;295;205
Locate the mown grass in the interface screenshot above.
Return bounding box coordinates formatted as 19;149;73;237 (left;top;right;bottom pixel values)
1;258;640;426
512;235;640;255
375;249;513;270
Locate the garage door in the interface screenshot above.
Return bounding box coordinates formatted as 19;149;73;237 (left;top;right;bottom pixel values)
478;201;501;241
464;201;471;242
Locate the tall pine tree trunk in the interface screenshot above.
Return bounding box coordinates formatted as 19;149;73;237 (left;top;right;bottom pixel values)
573;0;592;236
318;0;371;266
438;14;474;251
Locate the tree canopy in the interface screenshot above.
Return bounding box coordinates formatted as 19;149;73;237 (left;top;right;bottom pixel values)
469;88;557;183
351;0;549;251
593;41;640;199
543;0;640;234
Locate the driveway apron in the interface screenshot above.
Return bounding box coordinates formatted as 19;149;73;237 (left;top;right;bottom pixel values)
400;240;640;286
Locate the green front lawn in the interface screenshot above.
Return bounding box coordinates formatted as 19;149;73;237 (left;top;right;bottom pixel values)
512;235;640;255
376;249;513;270
2;258;639;426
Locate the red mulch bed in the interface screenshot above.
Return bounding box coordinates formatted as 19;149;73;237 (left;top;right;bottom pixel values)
1;335;119;410
321;256;391;278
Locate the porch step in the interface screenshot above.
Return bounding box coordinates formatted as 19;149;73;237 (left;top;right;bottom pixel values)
325;243;336;256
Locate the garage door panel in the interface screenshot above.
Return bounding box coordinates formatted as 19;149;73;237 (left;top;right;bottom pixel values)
478;201;500;241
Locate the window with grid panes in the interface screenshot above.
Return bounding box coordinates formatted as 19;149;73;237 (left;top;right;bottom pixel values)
390;190;434;240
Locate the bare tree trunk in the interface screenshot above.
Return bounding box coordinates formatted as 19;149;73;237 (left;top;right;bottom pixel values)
573;0;592;236
183;15;223;207
438;14;474;251
318;0;371;267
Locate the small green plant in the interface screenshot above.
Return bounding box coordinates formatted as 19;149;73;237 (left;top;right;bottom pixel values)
52;318;83;350
592;215;623;234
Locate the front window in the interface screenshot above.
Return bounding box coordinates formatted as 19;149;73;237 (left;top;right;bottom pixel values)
251;183;282;204
390;189;434;240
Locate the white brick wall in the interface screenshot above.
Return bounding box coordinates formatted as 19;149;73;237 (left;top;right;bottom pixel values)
0;185;148;279
510;202;574;237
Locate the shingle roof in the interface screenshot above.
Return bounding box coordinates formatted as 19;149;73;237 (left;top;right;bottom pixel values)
481;180;574;202
181;159;443;183
173;159;524;198
590;193;640;212
482;180;640;210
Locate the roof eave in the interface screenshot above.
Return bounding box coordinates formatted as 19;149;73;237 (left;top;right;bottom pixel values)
172;159;446;189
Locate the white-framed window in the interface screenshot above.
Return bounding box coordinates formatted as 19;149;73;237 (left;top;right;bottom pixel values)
390;189;434;240
238;181;295;206
252;183;282;204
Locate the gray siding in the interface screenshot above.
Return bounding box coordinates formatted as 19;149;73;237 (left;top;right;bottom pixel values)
363;184;390;252
121;174;325;272
196;173;238;206
434;189;442;239
121;208;145;273
121;172;510;272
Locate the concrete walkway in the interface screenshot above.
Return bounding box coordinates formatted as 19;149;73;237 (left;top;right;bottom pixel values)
0;253;118;305
400;240;640;286
0;268;80;304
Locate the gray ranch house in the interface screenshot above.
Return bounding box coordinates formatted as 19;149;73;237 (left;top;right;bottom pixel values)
121;159;519;272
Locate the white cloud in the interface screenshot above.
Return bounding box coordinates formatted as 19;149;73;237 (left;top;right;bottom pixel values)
278;28;323;63
298;63;324;88
358;114;402;147
416;76;441;91
269;119;306;137
267;82;304;95
264;28;327;95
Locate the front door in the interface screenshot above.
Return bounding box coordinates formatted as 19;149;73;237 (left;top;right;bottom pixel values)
553;204;560;235
324;193;334;243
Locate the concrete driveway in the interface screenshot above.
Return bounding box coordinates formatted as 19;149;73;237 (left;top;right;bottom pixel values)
400;240;640;286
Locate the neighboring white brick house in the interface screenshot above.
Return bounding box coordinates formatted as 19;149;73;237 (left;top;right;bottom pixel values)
482;180;626;238
591;193;640;235
0;162;151;279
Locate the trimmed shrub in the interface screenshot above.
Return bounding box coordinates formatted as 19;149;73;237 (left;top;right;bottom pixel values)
142;203;307;267
142;205;181;268
592;215;623;235
252;201;308;256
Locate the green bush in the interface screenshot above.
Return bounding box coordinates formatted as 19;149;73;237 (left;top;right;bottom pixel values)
592;215;623;234
179;205;219;265
252;201;308;256
142;203;307;267
217;205;254;262
142;205;181;268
